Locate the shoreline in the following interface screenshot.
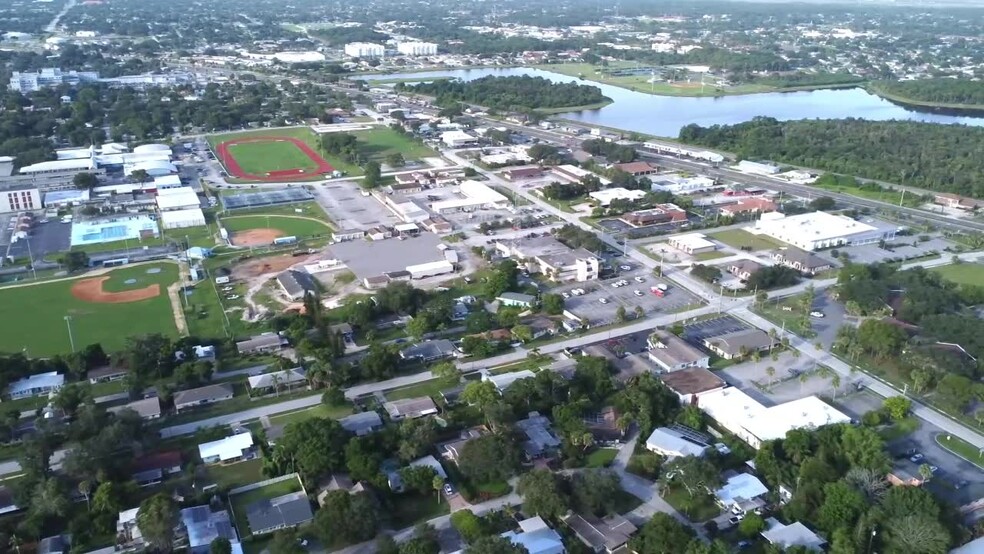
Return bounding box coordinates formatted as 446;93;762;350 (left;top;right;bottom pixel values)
865;83;984;116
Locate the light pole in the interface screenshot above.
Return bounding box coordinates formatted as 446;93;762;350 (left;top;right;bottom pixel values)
64;315;75;353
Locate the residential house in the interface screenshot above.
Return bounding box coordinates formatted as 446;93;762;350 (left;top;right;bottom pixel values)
719;197;778;217
771;249;832;275
409;455;448;479
516;412;561;460
180;505;240;554
564;513;638;553
483;369;536;394
338;411;384;436
131;450;183;487
383;396;438;420
87;366;127;384
645;426;710;459
761;519;826;551
109;397;162;420
0;485;19;516
235;333;287;355
399;339;458;362
647;330;710;372
659;367;726;403
582;406;625;443
727;260;764;281
702;329;775;360
715;472;770;514
440;385;464;405
116;507;145;551
245;491;314;536
276;270;318;300
526;316;559;340
173;383;235;413
197;432;254;465
7;371;64;399
613;161;659;177
502;516;565;554
496;292;537;308
247;367;307;395
440;427;486;463
887;460;927;487
376;314;413;330
38;534;71;554
316;474;372;506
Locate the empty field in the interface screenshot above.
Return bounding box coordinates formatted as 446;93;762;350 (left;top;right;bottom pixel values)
931;263;984;287
350;128;436;162
708;229;784;251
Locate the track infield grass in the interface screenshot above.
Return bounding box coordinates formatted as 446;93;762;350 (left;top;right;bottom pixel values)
0;263;180;357
223;140;323;175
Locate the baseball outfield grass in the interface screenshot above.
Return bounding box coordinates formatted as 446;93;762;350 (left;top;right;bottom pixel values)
0;263;180;358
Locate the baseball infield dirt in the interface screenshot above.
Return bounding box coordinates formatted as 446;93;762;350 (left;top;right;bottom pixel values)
231;228;284;246
71;276;161;304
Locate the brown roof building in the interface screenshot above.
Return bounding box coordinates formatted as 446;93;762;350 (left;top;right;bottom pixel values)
659;367;727;403
620;204;688;227
613;161;659;177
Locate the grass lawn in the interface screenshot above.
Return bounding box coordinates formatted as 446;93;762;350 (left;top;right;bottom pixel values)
350;128;436;163
693;250;729;262
163;383;322;426
268;402;354;426
612;489;644;514
0;262;179;357
220;200;332;222
584;448;618;469
812;181;920;207
661;487;721;522
936;433;984;469
931;263;984;287
229;475;305;535
221;214;333;239
389;493;450;528
752;295;817;339
207;458;265;490
385;378;447;401
708;229;783;251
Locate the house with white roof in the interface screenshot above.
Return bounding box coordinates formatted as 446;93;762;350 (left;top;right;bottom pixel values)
7;372;64;399
198;432;255;464
761;519;826;551
483;369;535;393
645;427;709;459
502;516;565;554
715;472;769;513
696;388;850;449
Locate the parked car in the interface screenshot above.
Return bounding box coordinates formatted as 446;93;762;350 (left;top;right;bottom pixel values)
599;298;608;304
620;265;632;270
809;311;825;318
634;290;644;297
634;276;645;282
910;453;924;463
443;483;455;496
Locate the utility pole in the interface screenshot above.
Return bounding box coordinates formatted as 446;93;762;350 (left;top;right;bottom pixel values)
25;237;37;280
64;315;75;353
898;189;906;208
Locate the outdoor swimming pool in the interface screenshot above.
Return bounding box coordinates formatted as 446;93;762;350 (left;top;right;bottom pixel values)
70;215;161;247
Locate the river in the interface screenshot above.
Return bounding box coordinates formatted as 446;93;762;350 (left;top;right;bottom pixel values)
360;67;984;137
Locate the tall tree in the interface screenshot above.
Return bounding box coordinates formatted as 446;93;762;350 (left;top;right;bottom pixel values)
136;494;178;552
517;469;568;519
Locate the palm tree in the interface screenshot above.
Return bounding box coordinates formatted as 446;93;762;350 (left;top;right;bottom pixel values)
79;480;91;511
765;366;776;387
269;372;282;398
433;475;445;505
799;372;808;393
9;533;20;554
831;374;841;399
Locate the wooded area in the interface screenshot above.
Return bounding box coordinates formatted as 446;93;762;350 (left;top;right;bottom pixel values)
400;76;607;110
679;117;984;198
872;79;984;107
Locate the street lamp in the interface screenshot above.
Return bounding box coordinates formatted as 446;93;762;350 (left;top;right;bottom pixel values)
64;315;76;352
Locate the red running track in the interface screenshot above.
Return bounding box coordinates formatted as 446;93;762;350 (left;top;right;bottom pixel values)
213;136;335;182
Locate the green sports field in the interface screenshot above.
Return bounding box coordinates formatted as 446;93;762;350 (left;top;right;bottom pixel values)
224;141;321;175
221;215;333;239
931;263;984;287
0;263;180;357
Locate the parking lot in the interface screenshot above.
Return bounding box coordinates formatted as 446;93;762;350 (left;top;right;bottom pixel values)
563;265;701;325
312;181;403;230
5;218;73;260
837;235;956;265
682;315;749;343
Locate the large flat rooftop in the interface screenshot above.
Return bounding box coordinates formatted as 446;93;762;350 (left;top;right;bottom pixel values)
327;232;448;280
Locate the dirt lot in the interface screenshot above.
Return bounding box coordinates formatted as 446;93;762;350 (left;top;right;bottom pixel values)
231;228;284;246
230;253;312;280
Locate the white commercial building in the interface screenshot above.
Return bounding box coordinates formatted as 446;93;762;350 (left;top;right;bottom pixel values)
496;236;600;283
735;160;780;175
754;211;899;251
0;187;41;213
9;68;100;92
156;188;201;211
126;160;177;177
696;388;850;449
668;233;717;254
397;42;438;56
7;371;64;399
650;174;716;195
17;158;95;175
430;180;510;213
406;260;455;279
645;427;709;459
589;187;646;206
441;130;478;148
161;208;207;229
344;42;385;58
643;142;724;163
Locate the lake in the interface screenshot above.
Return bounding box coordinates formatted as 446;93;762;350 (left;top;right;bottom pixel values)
360;67;984;137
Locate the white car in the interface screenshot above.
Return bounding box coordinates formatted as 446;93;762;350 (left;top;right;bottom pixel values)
620;265;632;270
599;298;609;304
809;311;825;318
611;282;621;288
562;292;570;299
634;276;645;283
634;290;644;297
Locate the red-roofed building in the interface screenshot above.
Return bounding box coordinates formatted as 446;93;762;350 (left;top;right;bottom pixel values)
620;203;688;227
613;161;659;177
934;193;981;211
720;197;778;217
131;450;183;486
